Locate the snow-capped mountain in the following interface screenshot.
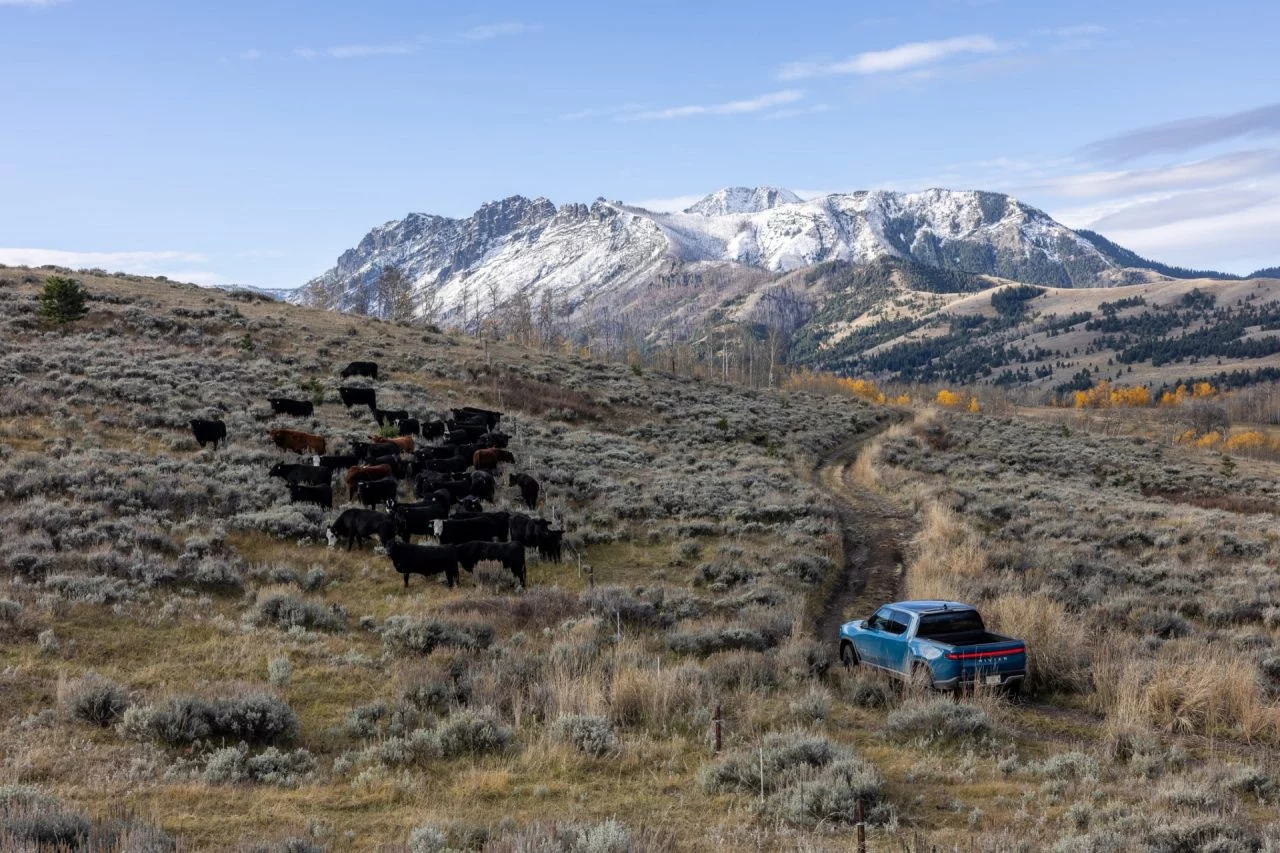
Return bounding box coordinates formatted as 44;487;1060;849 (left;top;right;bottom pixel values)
682;186;803;216
298;187;1121;323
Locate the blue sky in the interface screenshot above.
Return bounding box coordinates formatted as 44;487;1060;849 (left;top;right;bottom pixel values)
2;0;1278;287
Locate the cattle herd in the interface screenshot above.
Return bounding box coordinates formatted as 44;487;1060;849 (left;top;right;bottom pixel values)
188;360;563;592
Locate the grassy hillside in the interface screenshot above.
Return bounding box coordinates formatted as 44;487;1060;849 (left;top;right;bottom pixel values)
802;275;1280;392
4;268;1280;851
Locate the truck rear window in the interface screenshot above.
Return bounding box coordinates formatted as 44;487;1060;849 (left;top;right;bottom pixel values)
916;611;984;637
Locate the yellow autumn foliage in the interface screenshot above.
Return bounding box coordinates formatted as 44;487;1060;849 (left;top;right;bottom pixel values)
1224;430;1268;452
936;389;964;407
1071;380;1152;409
1161;382;1218;406
783;370;887;404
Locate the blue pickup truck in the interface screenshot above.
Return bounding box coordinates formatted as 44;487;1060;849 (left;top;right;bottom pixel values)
839;600;1027;693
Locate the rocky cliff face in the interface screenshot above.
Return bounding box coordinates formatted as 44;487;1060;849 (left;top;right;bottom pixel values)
297;187;1119;325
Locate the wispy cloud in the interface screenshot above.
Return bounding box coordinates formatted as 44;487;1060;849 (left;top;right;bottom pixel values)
778;35;1000;80
290;20;540;61
1082;101;1280;163
461;21;542;41
1039;24;1106;38
1086;188;1272;232
295;43;415;60
1044;149;1280;198
239;49;264;61
561;103;647;121
762;104;832;121
0;0;66;6
621;90;804;121
0;249;223;285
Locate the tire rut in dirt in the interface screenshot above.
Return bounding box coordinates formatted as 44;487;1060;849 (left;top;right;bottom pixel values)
809;414;913;650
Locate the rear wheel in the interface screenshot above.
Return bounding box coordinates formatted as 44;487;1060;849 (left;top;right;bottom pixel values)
909;663;934;693
840;642;859;669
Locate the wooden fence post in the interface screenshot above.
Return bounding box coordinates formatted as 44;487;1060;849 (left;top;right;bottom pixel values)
713;704;722;754
856;797;866;853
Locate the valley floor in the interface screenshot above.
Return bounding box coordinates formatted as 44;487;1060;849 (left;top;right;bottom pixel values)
3;269;1280;851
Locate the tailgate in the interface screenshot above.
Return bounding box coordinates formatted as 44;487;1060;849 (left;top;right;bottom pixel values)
943;639;1026;680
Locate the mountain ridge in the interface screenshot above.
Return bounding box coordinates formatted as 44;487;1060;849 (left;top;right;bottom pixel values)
298;186;1129;321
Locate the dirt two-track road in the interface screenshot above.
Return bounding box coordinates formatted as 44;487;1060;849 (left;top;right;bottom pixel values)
810;413;914;646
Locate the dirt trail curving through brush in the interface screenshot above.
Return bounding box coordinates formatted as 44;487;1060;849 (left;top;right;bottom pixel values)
810;410;1275;764
809;412;914;647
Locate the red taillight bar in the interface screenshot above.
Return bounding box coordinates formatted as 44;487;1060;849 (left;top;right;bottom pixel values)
945;646;1025;660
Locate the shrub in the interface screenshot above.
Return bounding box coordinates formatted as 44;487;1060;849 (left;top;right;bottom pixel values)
38;276;88;324
200;744;316;787
435;710;512;757
552;714;617;756
256;593;346;632
268;657;293;687
62;672;130;727
0;784;175;851
119;693;298;746
580;586;663;628
788;685;831;723
381;616;494;656
699;733;883;828
845;677;893;709
667;626;767;656
407;824;449;853
885;699;992;746
36;629;59;655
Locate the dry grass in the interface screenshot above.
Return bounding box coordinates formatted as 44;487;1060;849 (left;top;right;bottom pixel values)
902;501;986;602
6;268;1280;851
1093;642;1280;741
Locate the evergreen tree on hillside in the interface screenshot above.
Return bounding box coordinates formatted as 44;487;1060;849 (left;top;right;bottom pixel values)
38;276;88;324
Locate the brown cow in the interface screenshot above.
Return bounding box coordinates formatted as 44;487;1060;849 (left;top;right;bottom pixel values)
472;448;515;470
270;429;326;455
346;464;392;499
367;435;415;454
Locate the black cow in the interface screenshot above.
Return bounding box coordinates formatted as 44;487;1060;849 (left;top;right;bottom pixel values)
398;418;420;437
289;482;332;508
452;406;502;428
355;476;399;508
478;431;510;449
434;516;498;545
316;454;361;470
456;541;526;587
422;455;469;474
510;513;563;563
190;419;227;450
268;398;314;417
373;408;409;427
537;528;564;563
451;510;510;542
508;473;539;510
446;426;485;444
369;454;410;479
327;509;397;550
456;495;483;514
415;474;469;502
270;462;332;486
338;386;377;409
387;542;458;589
421;419;446;440
469;470;495;502
341;361;378;380
391;501;449;541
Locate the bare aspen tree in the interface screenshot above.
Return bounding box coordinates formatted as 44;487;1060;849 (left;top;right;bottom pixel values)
376;266;415;323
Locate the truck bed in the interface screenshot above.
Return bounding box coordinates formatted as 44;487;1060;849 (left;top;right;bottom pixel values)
923;630;1013;648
